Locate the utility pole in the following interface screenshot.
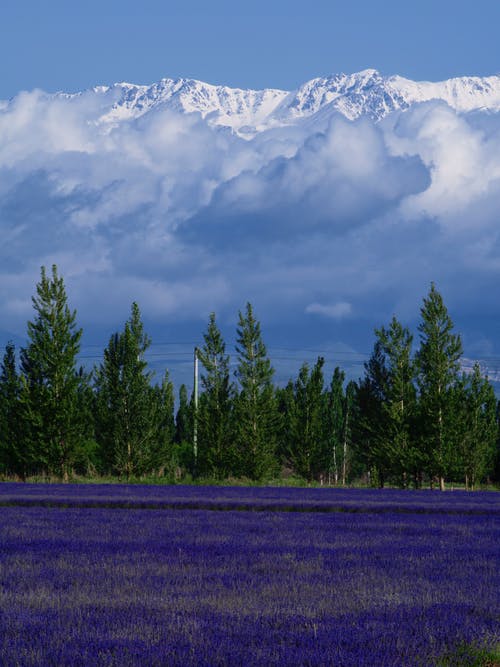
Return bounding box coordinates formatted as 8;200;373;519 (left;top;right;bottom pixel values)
193;346;199;470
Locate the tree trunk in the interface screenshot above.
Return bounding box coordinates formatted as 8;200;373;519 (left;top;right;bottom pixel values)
342;407;349;487
333;445;338;485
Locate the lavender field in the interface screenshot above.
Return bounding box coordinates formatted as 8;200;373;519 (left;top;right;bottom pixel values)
0;485;499;666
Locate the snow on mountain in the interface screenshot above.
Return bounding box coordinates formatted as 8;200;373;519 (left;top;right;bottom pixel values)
84;69;500;137
388;73;500;114
91;78;289;133
3;69;500;139
275;69;500;124
275;69;405;121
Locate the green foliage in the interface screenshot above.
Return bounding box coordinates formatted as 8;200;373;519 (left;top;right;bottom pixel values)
375;317;418;486
197;313;235;479
173;384;195;475
1;267;498;488
324;367;345;484
356;339;391;486
175;384;192;445
417;283;463;489
437;641;500;666
19;265;92;479
341;380;357;485
0;343;22;476
94;302;171;478
233;303;279;479
150;371;176;475
286;357;327;481
453;364;498;490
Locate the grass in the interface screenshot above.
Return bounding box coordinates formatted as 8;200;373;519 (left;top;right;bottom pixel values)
2;472;499;492
437;642;500;666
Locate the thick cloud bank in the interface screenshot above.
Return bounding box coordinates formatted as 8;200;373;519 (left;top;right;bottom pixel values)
1;89;500;370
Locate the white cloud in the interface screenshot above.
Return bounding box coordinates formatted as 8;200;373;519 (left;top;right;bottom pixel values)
1;90;500;371
306;302;353;319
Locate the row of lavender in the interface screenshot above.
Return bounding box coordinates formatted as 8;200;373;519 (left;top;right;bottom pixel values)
0;482;499;514
0;488;499;665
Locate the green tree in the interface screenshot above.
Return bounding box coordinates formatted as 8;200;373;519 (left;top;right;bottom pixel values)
375;316;418;487
149;370;176;476
19;265;92;479
197;313;234;479
174;383;195;475
356;340;391;486
325;367;345;485
0;343;22;476
286;357;326;481
416;283;463;490
494;402;500;485
455;364;497;490
357;319;416;488
340;380;357;486
233;303;279;479
94;332;122;474
175;384;192;445
276;379;296;473
94;302;160;478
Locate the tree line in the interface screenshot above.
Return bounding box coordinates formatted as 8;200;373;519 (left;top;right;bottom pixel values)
0;266;498;489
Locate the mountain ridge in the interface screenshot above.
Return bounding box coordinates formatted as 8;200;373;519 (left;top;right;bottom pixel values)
3;69;500;138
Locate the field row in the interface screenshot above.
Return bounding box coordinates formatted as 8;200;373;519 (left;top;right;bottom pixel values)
0;485;499;665
1;483;499;514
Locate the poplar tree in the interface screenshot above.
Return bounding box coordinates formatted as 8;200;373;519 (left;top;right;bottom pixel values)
375;317;417;486
416;283;462;490
197;313;234;478
276;379;296;471
287;357;326;481
175;384;192;445
174;383;195;473
234;303;278;479
341;380;357;486
94;302;159;477
149;370;176;475
94;332;122;474
0;343;22;476
356;340;391;486
455;364;497;490
325;367;345;485
19;265;91;479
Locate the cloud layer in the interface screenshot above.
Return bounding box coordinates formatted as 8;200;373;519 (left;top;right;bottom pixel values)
1;90;500;378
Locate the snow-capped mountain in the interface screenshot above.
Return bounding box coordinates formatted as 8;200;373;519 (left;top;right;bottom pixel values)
4;69;500;138
282;69;500;120
92;79;289;134
85;69;500;136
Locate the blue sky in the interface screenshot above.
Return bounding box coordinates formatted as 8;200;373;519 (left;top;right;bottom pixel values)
2;0;500;390
1;0;499;99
